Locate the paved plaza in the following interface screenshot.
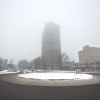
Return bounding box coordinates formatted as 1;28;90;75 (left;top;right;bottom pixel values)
1;72;100;86
0;73;100;100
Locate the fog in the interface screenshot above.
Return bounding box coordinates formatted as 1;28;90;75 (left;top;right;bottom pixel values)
0;0;100;64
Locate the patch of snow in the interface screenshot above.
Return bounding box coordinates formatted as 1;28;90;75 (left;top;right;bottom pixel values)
0;70;20;74
18;73;93;80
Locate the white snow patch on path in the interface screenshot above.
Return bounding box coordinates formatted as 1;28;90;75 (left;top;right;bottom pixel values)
18;73;93;80
0;70;20;74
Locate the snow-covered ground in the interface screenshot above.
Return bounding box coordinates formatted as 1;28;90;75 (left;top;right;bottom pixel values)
18;72;93;80
0;70;20;74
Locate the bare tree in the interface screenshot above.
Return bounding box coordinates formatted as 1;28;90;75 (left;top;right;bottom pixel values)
18;59;29;69
10;59;14;64
0;58;8;70
61;52;70;66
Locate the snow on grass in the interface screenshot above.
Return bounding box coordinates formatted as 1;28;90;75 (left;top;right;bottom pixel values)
18;72;93;80
0;70;20;74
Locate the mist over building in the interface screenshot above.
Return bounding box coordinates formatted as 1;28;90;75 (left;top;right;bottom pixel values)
41;22;61;70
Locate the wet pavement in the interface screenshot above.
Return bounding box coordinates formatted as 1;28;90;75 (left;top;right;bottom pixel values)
0;73;100;100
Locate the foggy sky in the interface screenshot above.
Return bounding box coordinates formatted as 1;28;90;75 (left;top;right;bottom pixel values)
0;0;100;64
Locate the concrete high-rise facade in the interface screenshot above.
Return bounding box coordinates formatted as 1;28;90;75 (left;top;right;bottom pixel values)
42;22;61;70
78;45;100;64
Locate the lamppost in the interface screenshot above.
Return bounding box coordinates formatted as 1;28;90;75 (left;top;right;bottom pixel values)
31;59;34;72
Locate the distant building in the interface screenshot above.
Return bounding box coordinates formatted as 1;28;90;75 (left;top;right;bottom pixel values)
78;45;100;69
42;22;61;70
79;45;100;63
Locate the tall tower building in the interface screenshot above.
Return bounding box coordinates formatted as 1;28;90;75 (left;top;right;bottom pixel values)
42;22;61;70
